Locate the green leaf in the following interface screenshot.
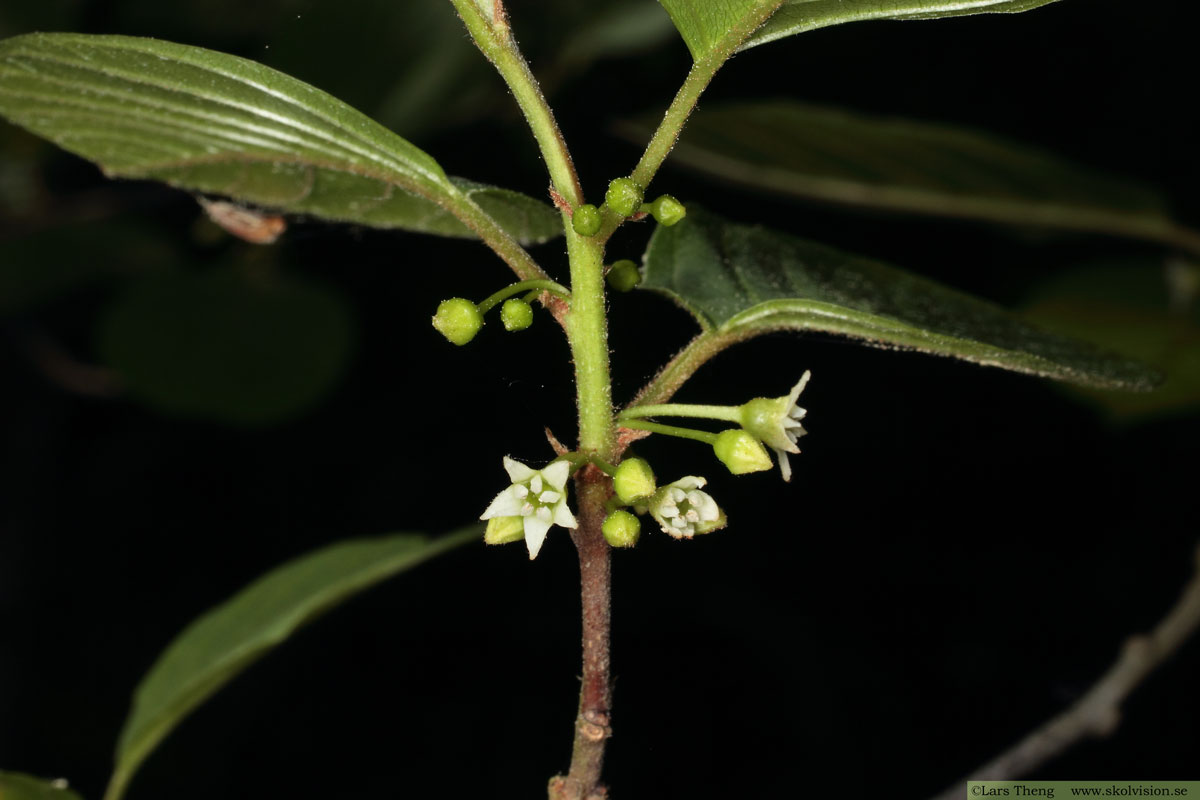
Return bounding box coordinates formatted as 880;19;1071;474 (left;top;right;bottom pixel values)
655;0;784;62
1023;259;1200;419
621;101;1200;253
105;528;479;800
0;33;559;245
98;266;354;426
0;772;83;800
641;207;1158;390
743;0;1061;51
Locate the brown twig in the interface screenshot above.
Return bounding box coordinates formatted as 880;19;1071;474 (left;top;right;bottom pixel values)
928;541;1200;800
550;473;613;800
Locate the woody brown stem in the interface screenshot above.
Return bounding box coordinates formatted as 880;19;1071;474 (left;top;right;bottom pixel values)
550;470;613;800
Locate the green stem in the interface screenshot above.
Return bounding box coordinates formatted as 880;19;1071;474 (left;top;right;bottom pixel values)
477;279;571;313
618;419;719;445
448;0;583;207
444;185;551;283
595;1;783;243
619;403;741;424
626;330;749;412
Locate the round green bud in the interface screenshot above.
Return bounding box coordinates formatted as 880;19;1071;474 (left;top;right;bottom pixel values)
500;298;534;331
572;203;602;236
613;457;657;504
484;516;526;546
605;177;644;218
606;259;641;293
713;429;773;475
602;510;641;548
649;194;687;227
432;297;483;345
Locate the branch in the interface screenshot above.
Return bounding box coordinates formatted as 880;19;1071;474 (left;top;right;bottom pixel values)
928;540;1200;800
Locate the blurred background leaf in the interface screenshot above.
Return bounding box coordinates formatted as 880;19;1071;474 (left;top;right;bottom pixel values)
97;263;354;425
1022;259;1200;420
0;772;83;800
618;101;1200;254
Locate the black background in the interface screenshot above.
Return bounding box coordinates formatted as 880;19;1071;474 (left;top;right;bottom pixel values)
1;1;1198;798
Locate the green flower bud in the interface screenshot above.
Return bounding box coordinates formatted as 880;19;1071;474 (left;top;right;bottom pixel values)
432;298;483;345
572;203;602;236
606;259;641;292
484;515;526;545
501;298;534;331
602;510;641;548
713;429;772;475
605;177;644;218
613;457;657;504
649;194;686;227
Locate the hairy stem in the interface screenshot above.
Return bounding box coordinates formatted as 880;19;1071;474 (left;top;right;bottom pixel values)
448;0;583;207
445;184;552;283
626;329;751;412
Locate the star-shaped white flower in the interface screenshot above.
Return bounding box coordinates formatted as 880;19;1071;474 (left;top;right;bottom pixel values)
739;370;811;481
480;457;577;559
646;476;725;539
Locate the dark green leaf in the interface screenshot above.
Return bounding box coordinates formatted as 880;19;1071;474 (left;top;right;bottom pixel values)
0;772;83;800
621;101;1199;252
98;267;354;425
641;207;1158;390
744;0;1061;50
0;33;559;245
105;528;480;800
1023;260;1200;418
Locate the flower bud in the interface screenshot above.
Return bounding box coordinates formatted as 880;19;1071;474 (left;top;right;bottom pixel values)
605;177;644;218
572;203;602;236
613;457;657;504
606;259;641;292
713;429;772;475
432;298;483;345
484;515;526;545
602;510;641;548
648;194;686;227
500;298;534;331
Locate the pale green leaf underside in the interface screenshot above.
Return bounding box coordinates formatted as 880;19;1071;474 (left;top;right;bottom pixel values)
628;101;1193;249
642;208;1158;390
744;0;1061;50
655;0;1058;60
0;33;559;245
107;528;479;800
656;0;780;60
0;772;83;800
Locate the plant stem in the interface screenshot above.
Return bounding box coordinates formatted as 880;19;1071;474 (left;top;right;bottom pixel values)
477;279;571;313
444;184;552;283
594;1;783;243
618;403;742;424
626;329;751;411
618;419;719;445
447;0;583;207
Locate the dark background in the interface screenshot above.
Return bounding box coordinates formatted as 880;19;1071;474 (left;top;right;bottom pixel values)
1;1;1197;798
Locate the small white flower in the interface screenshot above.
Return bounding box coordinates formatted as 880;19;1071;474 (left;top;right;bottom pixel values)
480;457;577;559
646;476;725;539
739;370;810;481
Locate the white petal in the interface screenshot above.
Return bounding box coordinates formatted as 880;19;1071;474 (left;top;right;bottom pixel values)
481;487;524;519
523;515;552;559
670;488;686;503
503;456;536;483
530;475;543;494
514;484;530;499
672;476;705;491
539;490;561;504
541;460;570;491
535;506;552;522
553;500;578;529
787;371;811;405
776;448;792;482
